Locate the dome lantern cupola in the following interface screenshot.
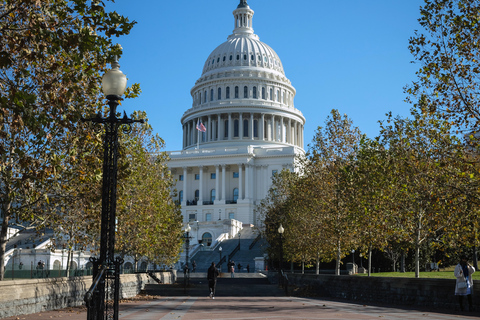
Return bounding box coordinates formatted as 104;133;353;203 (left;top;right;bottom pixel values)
232;0;254;37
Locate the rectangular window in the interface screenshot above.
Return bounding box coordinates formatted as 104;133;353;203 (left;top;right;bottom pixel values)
226;87;230;99
206;213;212;221
229;212;235;219
195;174;200;180
233;172;239;178
179;175;184;181
211;173;216;179
189;214;196;222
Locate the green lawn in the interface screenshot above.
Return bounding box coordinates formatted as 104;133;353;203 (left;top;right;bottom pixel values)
356;271;480;280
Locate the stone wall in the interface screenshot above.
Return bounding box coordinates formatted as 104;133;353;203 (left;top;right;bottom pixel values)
285;273;479;309
0;271;176;319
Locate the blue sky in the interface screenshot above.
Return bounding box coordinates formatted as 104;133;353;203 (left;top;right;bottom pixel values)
106;0;424;151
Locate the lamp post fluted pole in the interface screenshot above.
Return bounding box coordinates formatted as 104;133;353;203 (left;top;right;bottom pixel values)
184;224;191;293
278;224;284;277
83;58;143;320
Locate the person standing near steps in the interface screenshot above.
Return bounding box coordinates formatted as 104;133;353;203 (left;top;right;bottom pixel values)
207;262;220;299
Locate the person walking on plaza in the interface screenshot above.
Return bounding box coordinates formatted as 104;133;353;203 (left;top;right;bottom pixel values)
192;260;196;273
207;262;220;299
228;260;235;278
454;255;475;312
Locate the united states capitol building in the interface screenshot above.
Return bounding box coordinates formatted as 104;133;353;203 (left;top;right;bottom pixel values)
168;0;305;264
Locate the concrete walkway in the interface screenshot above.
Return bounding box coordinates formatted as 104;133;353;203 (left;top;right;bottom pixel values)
2;296;479;320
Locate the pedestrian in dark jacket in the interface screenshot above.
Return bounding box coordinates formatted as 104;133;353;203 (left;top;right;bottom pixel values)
207;262;220;299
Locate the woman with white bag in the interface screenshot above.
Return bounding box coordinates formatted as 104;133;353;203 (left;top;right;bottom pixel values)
454;255;475;312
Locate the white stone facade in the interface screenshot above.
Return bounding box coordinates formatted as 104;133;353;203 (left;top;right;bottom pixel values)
168;0;305;247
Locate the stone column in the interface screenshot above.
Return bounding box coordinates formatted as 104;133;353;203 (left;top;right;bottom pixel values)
208;115;212;142
199;166;203;205
222;164;226;202
228;113;233;140
239;113;243;139
271;115;276;141
183;167;188;207
215;165;220;202
280;116;284;142
245;164;250;199
250;113;254;140
261;113;265;141
288;119;292;144
218;114;223;141
238;164;243;200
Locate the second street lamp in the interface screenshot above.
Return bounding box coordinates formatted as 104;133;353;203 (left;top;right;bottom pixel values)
184;224;192;293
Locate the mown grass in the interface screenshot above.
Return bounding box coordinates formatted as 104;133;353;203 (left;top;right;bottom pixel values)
356;270;480;280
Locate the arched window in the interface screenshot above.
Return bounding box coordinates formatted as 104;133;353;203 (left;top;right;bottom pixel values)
270;88;273;101
253;86;257;99
179;190;183;203
230;55;233;60
223;56;226;61
233;188;239;202
226;87;230;99
277;90;280;102
218;87;222;100
199;92;202;104
204;91;207;103
202;232;213;246
254;119;258;138
243;86;248;98
243;119;248;137
224;120;229;138
234;119;239;137
235;86;239;98
262;87;266;99
210;89;214;101
195;189;199;202
210;189;216;202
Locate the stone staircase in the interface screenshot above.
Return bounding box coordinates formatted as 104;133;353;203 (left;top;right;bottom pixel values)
190;226;267;273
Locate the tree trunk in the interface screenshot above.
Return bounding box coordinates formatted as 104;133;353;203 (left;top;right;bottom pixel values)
335;240;341;276
315;255;320;275
415;225;421;278
473;245;478;270
367;246;372;276
65;249;72;277
0;213;9;281
400;251;406;272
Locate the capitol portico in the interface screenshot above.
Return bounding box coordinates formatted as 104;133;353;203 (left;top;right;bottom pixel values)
168;0;305;251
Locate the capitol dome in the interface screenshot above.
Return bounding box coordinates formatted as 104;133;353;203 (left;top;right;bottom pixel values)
180;0;305;150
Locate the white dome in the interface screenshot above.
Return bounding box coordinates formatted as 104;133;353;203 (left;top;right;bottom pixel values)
202;36;285;76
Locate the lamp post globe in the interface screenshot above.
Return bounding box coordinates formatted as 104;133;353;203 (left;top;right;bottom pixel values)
102;60;127;99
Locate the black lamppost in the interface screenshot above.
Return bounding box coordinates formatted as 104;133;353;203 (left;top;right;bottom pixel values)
83;58;143;320
184;224;191;293
238;232;241;250
278;224;284;272
219;246;223;270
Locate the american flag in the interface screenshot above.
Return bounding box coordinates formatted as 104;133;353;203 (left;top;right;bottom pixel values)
196;119;206;132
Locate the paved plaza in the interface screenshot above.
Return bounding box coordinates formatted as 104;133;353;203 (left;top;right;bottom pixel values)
2;295;479;320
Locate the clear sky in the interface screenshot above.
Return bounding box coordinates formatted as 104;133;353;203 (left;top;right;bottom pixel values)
106;0;424;151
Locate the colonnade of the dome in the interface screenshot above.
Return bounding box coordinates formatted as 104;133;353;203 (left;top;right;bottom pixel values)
182;112;304;149
193;82;294;108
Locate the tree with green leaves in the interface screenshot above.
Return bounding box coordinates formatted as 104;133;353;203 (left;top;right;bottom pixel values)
406;0;480;136
302;109;363;275
378;110;464;277
0;0;136;280
116;112;183;268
